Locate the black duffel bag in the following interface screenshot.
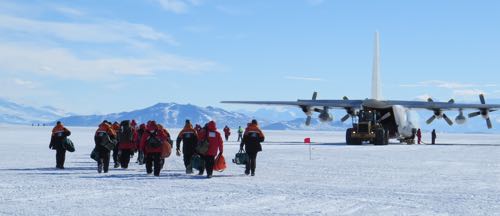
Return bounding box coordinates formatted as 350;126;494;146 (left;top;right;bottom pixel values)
232;150;249;165
63;138;75;152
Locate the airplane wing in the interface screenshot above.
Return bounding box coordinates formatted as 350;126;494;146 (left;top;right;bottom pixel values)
221;97;364;126
385;100;500;110
220;100;364;109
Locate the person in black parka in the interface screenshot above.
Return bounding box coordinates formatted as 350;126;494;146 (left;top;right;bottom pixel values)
49;121;71;169
240;119;265;176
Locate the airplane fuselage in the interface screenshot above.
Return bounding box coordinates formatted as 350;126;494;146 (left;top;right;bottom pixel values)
361;99;418;140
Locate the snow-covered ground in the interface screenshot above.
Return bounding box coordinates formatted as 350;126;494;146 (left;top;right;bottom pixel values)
0;125;499;216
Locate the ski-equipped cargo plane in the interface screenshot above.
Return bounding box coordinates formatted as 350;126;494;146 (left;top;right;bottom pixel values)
221;32;500;145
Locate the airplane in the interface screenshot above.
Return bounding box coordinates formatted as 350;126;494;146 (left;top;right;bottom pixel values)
221;32;500;145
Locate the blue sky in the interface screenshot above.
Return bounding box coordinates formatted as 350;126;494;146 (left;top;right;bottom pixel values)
1;0;499;114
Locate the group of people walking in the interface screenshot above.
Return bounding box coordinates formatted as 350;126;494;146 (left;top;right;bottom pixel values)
49;119;265;178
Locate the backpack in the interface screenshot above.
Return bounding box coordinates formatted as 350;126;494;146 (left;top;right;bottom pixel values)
96;132;116;151
118;120;134;142
195;130;210;154
147;131;162;148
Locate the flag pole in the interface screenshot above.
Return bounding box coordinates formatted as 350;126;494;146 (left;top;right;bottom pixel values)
309;142;312;160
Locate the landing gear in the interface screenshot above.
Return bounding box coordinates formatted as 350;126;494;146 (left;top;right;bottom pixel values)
374;128;388;145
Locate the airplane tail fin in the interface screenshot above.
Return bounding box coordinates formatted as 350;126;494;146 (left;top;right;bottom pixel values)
371;31;381;100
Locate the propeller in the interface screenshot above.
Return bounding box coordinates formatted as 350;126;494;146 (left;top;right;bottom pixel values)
425;98;454;126
303;92;317;126
468;94;496;129
377;112;392;123
340;96;356;122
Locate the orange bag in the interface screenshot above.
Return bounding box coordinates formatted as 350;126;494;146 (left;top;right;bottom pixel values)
214;154;226;172
161;141;172;159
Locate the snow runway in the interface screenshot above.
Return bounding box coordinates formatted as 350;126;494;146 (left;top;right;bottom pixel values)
0;126;499;215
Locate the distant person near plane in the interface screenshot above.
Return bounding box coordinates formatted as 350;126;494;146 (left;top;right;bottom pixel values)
432;129;437;144
223;125;231;141
417;128;422;144
49;121;71;169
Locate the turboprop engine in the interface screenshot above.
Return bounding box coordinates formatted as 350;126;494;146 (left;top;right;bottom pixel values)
455;109;467;125
318;108;333;123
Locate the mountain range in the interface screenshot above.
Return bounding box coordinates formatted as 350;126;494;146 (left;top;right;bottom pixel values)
0;98;72;125
1;98;499;133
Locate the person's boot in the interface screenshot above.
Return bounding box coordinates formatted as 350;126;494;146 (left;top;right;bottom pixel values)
198;170;204;175
114;162;120;168
186;164;193;174
97;164;103;173
245;169;250;175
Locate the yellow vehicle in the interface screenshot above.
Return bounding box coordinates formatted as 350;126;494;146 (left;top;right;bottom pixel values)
346;109;388;145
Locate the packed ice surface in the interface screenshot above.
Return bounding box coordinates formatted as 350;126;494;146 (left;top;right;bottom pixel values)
0;125;499;216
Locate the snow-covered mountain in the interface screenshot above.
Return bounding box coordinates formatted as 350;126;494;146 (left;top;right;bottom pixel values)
263;118;350;131
237;107;302;122
0;98;71;125
56;103;259;128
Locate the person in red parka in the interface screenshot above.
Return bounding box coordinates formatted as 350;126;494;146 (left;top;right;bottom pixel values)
223;125;231;141
416;128;422;144
117;120;138;169
139;121;168;176
197;121;224;178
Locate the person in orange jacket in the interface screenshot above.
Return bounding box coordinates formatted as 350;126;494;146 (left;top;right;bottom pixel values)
49;121;71;169
94;120;117;173
223;125;231;141
240;119;265;176
197;121;223;178
139;121;168;176
176;119;198;174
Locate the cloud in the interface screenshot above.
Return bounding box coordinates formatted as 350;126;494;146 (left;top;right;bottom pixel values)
0;43;217;80
13;78;37;89
0;77;59;102
53;6;85;17
285;76;325;81
0;14;178;46
400;80;477;89
452;89;485;97
155;0;202;13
